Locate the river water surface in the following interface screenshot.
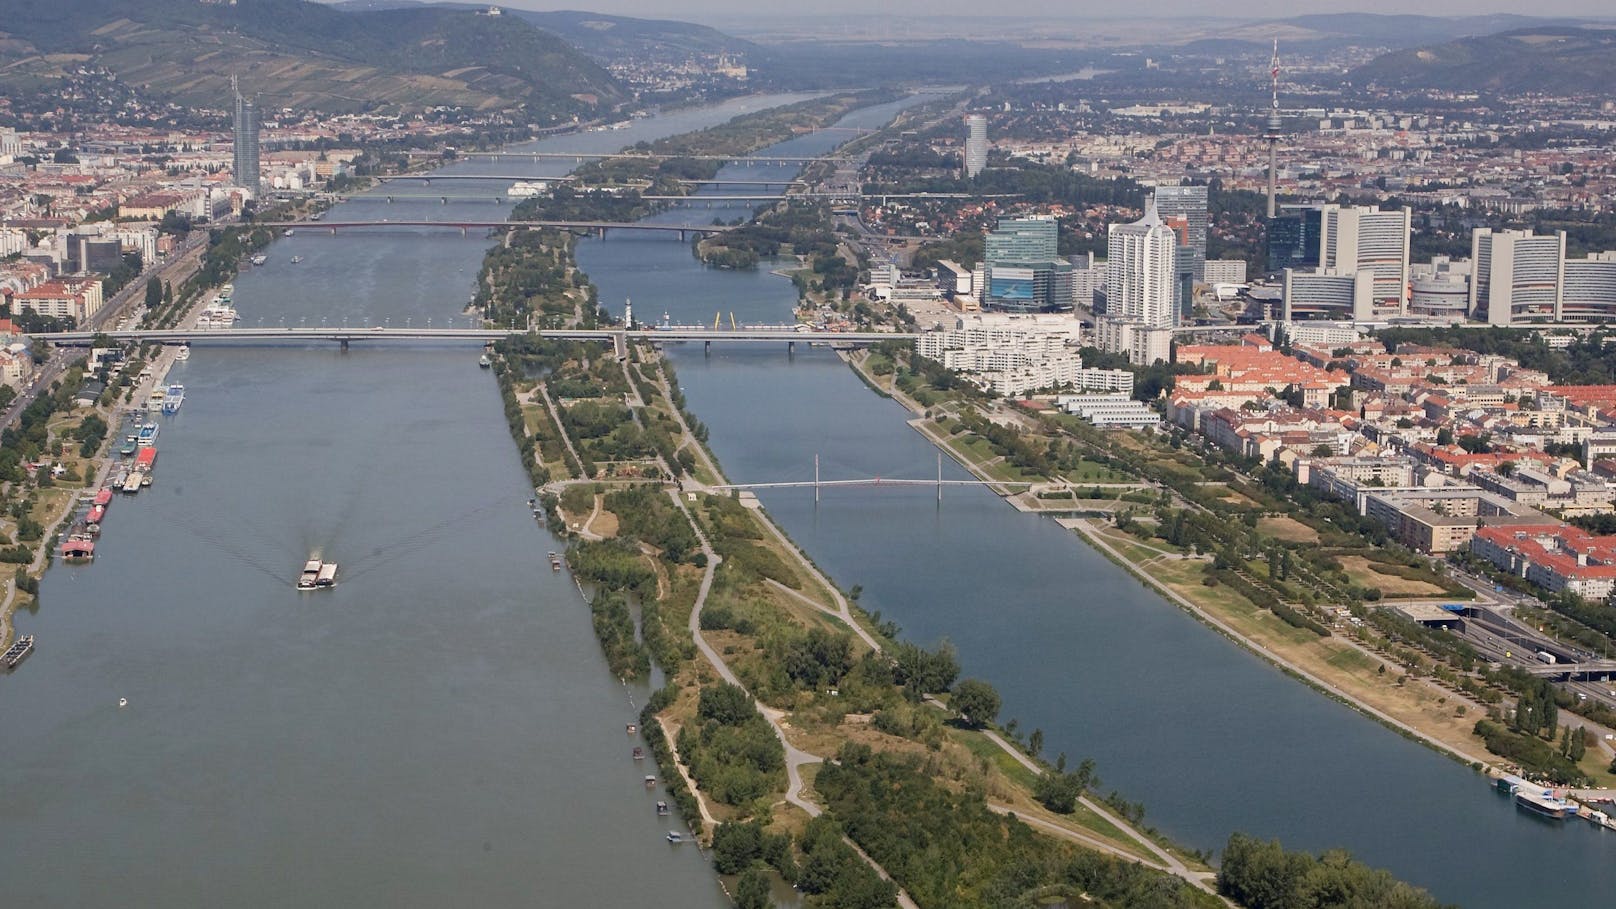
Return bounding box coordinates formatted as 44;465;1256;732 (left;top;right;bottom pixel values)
0;94;815;907
575;97;1616;907
5;91;1613;908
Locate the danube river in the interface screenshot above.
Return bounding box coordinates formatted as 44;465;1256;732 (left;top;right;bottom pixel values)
575;99;1616;906
4;91;1612;907
0;95;815;907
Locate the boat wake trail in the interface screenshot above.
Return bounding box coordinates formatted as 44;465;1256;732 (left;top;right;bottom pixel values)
174;513;295;587
340;494;510;582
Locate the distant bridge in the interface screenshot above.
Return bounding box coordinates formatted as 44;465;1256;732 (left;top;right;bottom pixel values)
453;150;848;165
252;220;736;238
707;453;1030;502
342;192;998;204
40;326;918;350
374;174;806;186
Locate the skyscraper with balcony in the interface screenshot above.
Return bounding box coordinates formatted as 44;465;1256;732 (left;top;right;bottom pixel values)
964;114;987;179
1099;196;1178;365
232;76;260;193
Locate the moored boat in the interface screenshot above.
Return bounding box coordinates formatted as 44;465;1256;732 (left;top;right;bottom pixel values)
2;634;34;669
63;536;95;562
1516;786;1577;820
163;384;185;414
174;343;191;361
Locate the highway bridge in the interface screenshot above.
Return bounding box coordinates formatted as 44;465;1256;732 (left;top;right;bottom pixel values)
252;220;736;237
374;174;805;186
39;326;918;349
455;150;847;165
343;192;997;204
1523;659;1616;681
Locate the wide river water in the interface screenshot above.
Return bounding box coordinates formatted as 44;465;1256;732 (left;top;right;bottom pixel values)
2;93;1611;907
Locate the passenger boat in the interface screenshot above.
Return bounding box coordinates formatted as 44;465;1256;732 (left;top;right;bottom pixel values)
174;344;191;361
146;389;168;413
1516;786;1578;821
289;256;304;265
2;634;34;669
643;775;656;788
136;423;159;447
119;436;138;457
163;384;185;414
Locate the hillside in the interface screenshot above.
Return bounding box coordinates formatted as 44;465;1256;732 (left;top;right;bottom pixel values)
0;0;625;119
1349;26;1616;94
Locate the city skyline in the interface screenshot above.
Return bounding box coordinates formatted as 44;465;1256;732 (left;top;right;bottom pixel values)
442;0;1616;21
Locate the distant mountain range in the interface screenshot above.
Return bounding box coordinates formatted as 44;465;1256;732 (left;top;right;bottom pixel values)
0;0;624;118
332;2;756;63
1349;26;1616;94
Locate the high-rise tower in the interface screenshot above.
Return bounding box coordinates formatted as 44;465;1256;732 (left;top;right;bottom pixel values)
964;114;987;179
1263;39;1283;219
232;75;260;193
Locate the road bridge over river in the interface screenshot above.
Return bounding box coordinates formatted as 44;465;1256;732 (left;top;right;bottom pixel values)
253;220;736;239
39;327;919;354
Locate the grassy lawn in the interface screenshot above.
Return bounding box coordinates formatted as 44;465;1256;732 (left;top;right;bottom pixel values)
1337;555;1448;598
1258;515;1321;544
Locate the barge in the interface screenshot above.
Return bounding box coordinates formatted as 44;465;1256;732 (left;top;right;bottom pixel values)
2;634;34;669
298;558;339;590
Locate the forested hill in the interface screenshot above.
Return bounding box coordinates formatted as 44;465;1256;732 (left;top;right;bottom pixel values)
0;0;625;119
1350;27;1616;94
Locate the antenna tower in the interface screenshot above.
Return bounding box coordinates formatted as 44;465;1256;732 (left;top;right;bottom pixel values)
1263;38;1284;219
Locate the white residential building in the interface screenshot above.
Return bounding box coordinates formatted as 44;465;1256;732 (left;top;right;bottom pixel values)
915;313;1086;397
1100;196;1178;365
1057;394;1160;428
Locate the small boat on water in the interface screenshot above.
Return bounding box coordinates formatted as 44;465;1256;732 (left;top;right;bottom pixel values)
655;801;669;816
284;229;296;237
174;344;191;362
289;255;304;264
250;254;268;266
632;747;645;761
626;723;636;735
478;354;492;368
3;634;35;669
665;831;685;844
643;775;656;789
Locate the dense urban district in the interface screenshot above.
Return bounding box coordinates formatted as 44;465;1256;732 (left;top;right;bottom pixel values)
7;1;1616;908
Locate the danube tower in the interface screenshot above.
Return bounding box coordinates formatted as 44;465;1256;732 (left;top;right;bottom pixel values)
1263;38;1283;219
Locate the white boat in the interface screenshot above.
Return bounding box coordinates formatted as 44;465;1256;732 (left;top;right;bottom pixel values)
284;228;296;237
289;256;304;265
195;304;239;330
506;180;550;199
174;344;191;361
250;254;268;266
665;831;685;843
162;384;185;414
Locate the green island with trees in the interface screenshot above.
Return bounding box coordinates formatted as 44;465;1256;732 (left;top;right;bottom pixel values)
460;95;1458;908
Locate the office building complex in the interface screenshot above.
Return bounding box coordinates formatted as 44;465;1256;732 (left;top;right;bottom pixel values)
1320;204;1410;314
964;114;987;179
1267;206;1322;274
1471;228;1616;325
983;216;1072;313
232;76;260;193
1153;183;1208;311
1099;196;1178;365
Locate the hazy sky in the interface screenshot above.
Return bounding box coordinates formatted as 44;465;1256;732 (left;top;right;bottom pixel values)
471;0;1614;19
